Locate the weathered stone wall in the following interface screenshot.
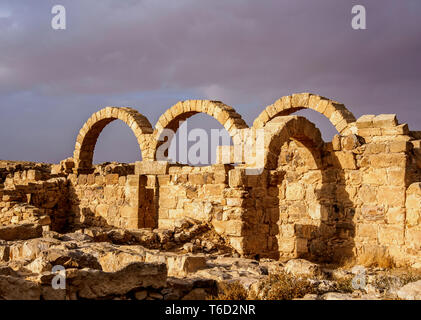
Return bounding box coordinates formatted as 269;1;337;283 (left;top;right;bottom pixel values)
67;170;154;230
1;94;420;267
153;164;230;229
134;161;247;253
234;113;421;266
0;165;68;231
350;114;415;266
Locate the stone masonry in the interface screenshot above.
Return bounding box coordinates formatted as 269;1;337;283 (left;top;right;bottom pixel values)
1;92;420;267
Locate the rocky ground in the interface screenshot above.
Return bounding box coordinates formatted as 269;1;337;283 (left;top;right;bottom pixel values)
1;219;421;300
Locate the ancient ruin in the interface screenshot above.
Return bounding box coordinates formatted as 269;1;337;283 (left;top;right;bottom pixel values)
1;92;421;300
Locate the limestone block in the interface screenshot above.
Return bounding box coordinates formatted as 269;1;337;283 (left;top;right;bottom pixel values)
332;151;357;169
118;176;126;186
356;223;377;240
228;169;246;188
332;134;341;151
212;220;244;236
373;114;398;128
95;204;109;218
407;182;421;196
358;128;382;137
362;168;387;185
78;174;88;185
184;202;210;221
406;209;420;227
406;190;420;220
87;174;95;185
50;164;61;175
105;174;119;185
214;171;227;183
135;161;169;175
410;139;421;153
365;143;386;154
330;110;345;126
157;175;170;186
203;184;225;197
228;237;244;254
95;175;105;186
295;238;308;253
280;224;295;238
369;153;407;168
378;225;404;245
386;207;405;224
341;134;362;151
27;170;42;181
309;203;329;221
377;186;406;207
188;174;205;185
397;280;421;300
406;228;421;249
381;123;409;136
158;208;169;219
388;141;411;153
167;255;207;277
126;174;147;187
120;206;139;219
0;223;43;241
215;145;238;164
158;193;177;209
302;171;323;185
168;209;184;219
285;183;305;200
361;205;384;221
226;198;244;207
278;237;295;254
356;115;375;129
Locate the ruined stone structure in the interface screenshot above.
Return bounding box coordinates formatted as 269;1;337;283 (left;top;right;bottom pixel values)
1;92;421;267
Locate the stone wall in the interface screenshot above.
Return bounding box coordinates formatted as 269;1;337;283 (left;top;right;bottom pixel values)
0;165;68;231
151;164;230;229
67;171;154;230
1;94;420;267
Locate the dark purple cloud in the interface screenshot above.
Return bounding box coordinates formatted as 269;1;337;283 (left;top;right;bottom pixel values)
0;0;420;163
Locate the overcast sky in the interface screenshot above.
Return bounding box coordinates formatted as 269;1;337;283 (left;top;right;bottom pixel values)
0;0;420;164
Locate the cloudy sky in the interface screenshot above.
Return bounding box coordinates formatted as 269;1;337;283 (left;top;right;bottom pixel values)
0;0;420;164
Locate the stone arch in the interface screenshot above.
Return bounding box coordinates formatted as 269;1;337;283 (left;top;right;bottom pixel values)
264;116;324;170
73;106;153;173
253;93;356;135
262;116;329;260
151;100;248;160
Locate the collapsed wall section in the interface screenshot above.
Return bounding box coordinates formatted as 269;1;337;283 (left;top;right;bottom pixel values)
134;161;248;254
0;163;68;231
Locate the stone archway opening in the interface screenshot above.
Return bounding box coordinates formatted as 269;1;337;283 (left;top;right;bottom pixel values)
165;113;234;166
73;106;153;174
93;120;144;164
151;100;248;162
262;116;329;261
